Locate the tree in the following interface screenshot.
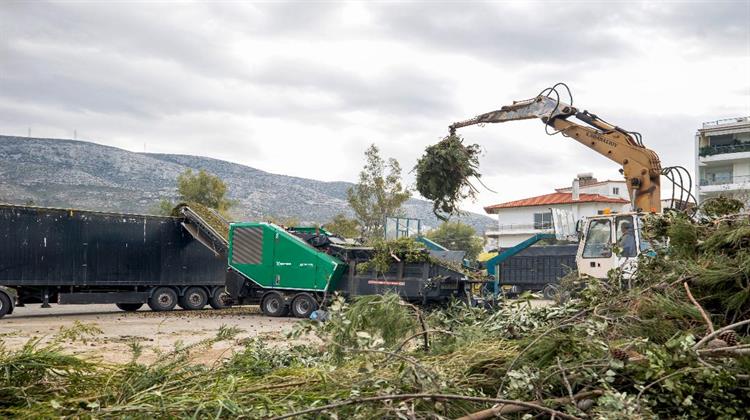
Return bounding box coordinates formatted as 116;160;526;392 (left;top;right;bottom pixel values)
152;169;234;216
152;198;175;216
324;214;360;238
347;144;411;241
177;169;234;213
425;221;484;260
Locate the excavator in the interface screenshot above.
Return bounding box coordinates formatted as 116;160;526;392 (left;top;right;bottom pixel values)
449;83;694;280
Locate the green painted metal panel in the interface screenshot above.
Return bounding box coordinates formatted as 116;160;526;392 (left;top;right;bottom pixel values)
228;222;345;292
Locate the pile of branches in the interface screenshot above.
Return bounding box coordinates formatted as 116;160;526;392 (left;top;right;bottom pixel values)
2;204;749;418
415;135;482;220
357;237;432;275
356;237;483;280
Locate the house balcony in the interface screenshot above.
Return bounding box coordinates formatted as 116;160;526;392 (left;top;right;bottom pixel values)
699;175;750;193
485;223;553;237
699;144;750;163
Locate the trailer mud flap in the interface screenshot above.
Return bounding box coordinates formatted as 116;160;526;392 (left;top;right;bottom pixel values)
58;292;148;305
225;269;248;301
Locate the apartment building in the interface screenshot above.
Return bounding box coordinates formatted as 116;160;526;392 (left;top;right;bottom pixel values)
696;116;750;205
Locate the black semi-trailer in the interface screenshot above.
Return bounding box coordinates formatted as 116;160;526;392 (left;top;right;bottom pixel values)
0;204;228;318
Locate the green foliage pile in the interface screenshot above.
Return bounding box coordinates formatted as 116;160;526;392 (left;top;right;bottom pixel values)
313;294;419;362
415;134;481;220
357;237;431;274
701;195;745;219
637;198;749;323
356;236;482;280
4;209;750;418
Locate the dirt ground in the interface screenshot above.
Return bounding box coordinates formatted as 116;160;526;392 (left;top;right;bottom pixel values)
0;300;553;365
0;304;303;364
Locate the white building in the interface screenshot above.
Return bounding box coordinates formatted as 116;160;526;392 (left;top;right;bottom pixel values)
695;116;750;206
484;174;630;248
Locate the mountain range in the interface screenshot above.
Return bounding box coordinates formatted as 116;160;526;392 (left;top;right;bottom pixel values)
0;135;495;234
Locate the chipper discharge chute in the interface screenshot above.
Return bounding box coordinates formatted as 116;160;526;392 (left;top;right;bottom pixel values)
172;203;229;257
224;222;474;318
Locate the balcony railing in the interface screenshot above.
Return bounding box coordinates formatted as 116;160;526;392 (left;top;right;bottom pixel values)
699;174;750;186
495;222;553;232
702;116;749;128
699;143;750;157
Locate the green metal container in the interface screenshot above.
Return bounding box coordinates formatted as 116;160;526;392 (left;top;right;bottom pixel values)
228;222;345;292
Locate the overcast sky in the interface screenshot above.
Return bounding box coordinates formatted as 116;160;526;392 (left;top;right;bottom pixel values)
1;1;749;214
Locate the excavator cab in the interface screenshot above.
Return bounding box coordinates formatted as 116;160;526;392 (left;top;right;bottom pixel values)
574;213;652;279
551;208;652;279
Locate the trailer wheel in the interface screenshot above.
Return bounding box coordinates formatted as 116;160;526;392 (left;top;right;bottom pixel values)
291;294;318;319
542;284;559;300
179;287;208;310
261;292;288;317
0;292;12;318
209;289;231;309
148;287;178;312
115;303;143;312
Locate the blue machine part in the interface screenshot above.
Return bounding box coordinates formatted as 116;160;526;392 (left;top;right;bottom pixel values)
416;236;448;251
486;233;556;295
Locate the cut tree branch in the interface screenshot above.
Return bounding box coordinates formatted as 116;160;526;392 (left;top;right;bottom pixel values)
683;281;714;333
456;390;603;420
267;393;585;420
694;319;750;349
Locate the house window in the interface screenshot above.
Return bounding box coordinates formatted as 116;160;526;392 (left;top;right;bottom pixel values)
612;187;620;195
533;212;552;229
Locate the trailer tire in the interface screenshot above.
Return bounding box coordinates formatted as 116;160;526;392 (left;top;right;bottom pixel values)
116;303;143;312
209;289;230;309
0;292;12;318
261;292;288;317
542;284;559;300
148;287;178;312
291;294;318;319
179;287;208;310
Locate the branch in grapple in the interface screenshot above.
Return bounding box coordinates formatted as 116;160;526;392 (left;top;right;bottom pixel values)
415;135;481;221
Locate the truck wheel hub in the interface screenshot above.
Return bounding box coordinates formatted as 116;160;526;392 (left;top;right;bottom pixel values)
295;300;309;312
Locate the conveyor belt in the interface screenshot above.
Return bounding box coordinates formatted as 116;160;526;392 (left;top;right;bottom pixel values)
177;205;229;257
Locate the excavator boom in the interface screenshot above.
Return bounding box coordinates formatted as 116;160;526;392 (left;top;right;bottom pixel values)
449;86;662;213
449;95;573;134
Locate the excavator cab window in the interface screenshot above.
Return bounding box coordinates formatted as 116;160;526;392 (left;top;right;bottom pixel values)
582;219;612;258
636;216;656;256
615;216;637;258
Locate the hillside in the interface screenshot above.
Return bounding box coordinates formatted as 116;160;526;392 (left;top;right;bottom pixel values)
0;135;495;233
